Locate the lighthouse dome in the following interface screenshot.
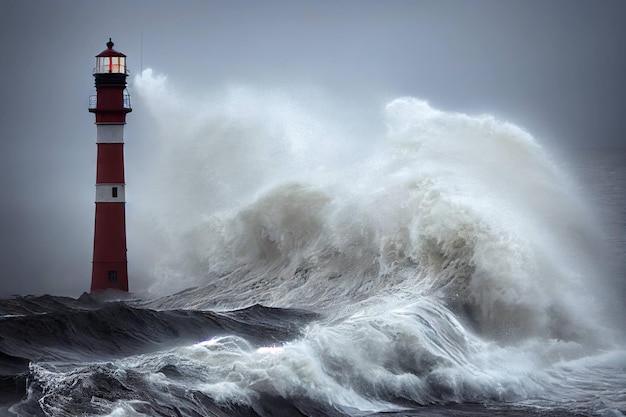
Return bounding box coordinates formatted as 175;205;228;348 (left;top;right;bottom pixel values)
95;38;127;74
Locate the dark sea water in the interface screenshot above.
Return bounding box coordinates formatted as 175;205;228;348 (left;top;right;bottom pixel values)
1;96;625;416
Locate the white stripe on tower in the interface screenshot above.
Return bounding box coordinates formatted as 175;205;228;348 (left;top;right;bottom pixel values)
97;124;125;143
95;184;126;202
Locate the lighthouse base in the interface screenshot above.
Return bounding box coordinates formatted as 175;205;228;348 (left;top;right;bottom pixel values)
91;262;128;292
91;203;128;292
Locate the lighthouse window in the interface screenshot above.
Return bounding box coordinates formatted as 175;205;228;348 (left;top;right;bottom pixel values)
111;57;120;73
112;187;118;198
95;56;126;74
108;271;118;282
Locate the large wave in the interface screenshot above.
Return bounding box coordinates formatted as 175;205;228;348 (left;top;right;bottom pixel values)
133;69;607;343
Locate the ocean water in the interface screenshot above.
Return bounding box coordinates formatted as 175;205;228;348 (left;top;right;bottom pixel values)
1;74;624;416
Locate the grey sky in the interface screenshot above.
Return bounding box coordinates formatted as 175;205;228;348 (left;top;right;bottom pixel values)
0;0;624;296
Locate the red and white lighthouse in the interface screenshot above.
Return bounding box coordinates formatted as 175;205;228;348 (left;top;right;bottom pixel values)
88;39;132;292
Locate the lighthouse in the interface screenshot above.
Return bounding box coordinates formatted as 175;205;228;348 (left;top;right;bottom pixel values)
88;39;132;292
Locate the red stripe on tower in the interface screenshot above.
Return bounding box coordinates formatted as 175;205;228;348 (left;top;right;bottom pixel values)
88;39;132;292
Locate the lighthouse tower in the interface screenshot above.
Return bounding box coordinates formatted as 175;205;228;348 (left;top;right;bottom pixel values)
88;39;132;292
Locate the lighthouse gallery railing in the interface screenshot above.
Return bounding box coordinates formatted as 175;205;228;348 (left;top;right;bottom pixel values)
89;93;132;110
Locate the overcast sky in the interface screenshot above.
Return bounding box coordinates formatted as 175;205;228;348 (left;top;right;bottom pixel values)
0;0;624;297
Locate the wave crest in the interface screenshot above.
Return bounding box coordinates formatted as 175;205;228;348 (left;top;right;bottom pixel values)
136;74;605;344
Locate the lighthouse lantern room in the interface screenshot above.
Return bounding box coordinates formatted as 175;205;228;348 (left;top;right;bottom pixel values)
89;38;132;292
